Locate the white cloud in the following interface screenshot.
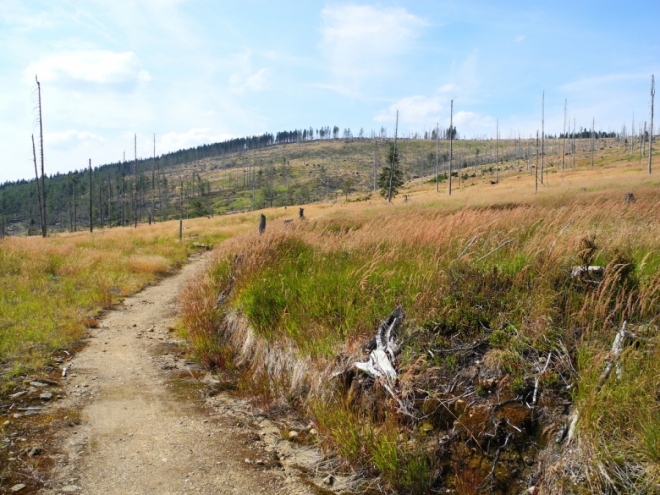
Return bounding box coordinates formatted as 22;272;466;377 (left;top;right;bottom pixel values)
45;129;106;149
230;68;269;95
319;5;426;92
227;51;269;95
453;110;495;130
514;35;525;43
559;72;648;94
375;96;495;137
25;51;150;90
159;129;234;154
375;95;445;125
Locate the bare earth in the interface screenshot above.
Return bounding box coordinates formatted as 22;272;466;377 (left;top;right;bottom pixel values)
40;255;321;495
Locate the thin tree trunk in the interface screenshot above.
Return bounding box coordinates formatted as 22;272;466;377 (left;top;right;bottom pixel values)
89;159;93;233
536;131;539;193
121;172;126;226
73;180;77;232
435;124;439;192
573;117;577;168
31;134;44;233
151;133;156;224
649;74;655;174
387;110;399;203
562;99;567;169
449;100;454;195
179;180;183;242
496;118;499;183
591;118;595;168
541;91;545;184
631;112;635;157
36;77;47;237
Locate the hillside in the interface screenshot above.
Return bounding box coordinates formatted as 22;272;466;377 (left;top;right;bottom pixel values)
0;130;619;235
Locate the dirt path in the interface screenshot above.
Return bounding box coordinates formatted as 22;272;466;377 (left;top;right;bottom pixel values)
40;255;320;495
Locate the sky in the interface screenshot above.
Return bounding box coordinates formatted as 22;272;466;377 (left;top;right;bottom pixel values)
1;0;658;183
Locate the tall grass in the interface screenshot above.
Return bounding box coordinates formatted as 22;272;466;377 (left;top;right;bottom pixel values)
0;215;252;392
181;186;660;493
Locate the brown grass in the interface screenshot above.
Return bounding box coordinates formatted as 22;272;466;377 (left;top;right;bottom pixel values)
179;144;660;493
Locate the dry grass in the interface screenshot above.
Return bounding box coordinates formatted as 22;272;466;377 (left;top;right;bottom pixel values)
0;214;256;392
180;144;660;493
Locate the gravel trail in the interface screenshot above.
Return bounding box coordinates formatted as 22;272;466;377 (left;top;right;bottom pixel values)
40;255;317;495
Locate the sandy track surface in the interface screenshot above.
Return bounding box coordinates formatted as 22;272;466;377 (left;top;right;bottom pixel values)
39;255;318;495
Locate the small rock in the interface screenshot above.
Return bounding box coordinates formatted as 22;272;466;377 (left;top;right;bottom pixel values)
40;391;53;401
61;485;81;493
30;381;48;388
133;324;137;327
322;475;335;486
244;458;252;464
256;459;265;465
309;428;317;436
288;430;299;440
10;484;26;493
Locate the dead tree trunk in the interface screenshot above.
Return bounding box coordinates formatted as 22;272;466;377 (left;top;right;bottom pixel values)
387;110;399;203
35;77;47;237
649;74;655;174
449;100;454;195
541;91;545;184
591;118;595;168
179;180;183;242
496;118;499;183
151;133;156;224
535;131;539;193
89;159;93;233
31;135;44;234
562;99;567;169
259;214;266;234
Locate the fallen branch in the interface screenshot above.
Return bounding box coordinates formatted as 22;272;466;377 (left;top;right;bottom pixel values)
473;238;515;264
596;321;630;392
566;409;579;443
456;234;478;261
548;220;573;255
356;306;404;381
531;352;552;407
571;265;604;278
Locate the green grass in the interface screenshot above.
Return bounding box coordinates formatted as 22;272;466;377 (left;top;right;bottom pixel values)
0;216;242;393
182;187;660;493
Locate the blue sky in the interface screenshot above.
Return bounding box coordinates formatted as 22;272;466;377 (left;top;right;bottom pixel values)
1;0;658;183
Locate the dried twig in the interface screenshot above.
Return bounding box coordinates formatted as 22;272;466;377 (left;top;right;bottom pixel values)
473;238;516;264
596;321;629;392
531;352;552;406
456;234;478;261
548;219;573;255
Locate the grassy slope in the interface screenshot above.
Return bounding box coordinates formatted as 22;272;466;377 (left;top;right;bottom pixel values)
166;135;616;215
0;214;259;393
180;143;660;494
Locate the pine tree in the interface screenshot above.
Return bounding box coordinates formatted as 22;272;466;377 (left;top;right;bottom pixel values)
378;144;403;199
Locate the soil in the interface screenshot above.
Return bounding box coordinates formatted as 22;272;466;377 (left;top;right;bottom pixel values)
18;254;337;495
